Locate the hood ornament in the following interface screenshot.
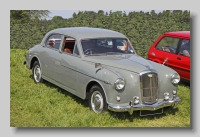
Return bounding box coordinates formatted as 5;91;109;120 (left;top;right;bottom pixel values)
148;73;153;78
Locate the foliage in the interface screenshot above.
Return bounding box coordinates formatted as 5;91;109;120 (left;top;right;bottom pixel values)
10;49;190;127
10;10;50;24
10;10;190;59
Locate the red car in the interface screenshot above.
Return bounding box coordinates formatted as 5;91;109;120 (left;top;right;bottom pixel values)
147;31;190;82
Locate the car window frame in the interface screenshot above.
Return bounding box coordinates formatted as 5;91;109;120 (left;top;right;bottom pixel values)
155;36;182;55
79;37;136;57
59;35;81;58
176;38;190;58
44;33;63;51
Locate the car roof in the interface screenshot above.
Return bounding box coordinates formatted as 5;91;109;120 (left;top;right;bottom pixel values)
164;31;190;38
46;27;127;41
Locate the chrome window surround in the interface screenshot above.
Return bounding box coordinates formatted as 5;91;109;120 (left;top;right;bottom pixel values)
139;69;158;104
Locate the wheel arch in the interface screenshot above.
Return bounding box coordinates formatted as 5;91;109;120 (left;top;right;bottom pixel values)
85;80;108;102
30;56;41;69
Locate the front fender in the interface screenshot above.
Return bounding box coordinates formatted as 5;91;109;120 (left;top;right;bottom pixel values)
148;60;179;98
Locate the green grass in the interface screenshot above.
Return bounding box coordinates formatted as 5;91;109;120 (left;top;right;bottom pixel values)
10;49;190;127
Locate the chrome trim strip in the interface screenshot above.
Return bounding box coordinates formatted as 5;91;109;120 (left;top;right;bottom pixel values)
108;97;181;115
60;64;112;85
139;69;158;76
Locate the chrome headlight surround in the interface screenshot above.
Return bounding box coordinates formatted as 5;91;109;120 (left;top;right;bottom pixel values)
171;73;180;85
114;78;125;91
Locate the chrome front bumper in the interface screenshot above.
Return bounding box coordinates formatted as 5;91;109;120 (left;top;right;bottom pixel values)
108;97;181;115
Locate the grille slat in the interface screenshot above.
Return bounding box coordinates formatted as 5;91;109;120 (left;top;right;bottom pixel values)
140;70;158;104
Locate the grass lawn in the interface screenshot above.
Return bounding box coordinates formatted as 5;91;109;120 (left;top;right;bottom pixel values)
10;49;190;127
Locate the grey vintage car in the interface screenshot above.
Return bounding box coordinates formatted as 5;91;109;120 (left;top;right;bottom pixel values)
24;27;181;116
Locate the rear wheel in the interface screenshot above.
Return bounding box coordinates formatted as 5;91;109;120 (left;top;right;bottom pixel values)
89;85;108;113
32;61;43;83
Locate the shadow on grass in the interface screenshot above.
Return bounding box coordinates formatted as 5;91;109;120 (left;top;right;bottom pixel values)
28;74;180;121
29;74;88;108
107;107;179;122
179;80;190;88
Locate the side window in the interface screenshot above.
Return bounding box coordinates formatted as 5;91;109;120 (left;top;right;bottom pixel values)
156;37;180;54
45;34;62;50
179;39;190;57
62;37;76;55
73;44;80;56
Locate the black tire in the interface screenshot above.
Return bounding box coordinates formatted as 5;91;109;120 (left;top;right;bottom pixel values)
88;85;108;113
32;61;43;83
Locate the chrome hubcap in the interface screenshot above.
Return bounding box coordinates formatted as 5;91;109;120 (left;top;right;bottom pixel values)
91;91;104;113
34;65;41;82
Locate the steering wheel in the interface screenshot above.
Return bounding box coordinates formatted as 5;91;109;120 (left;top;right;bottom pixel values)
84;48;98;55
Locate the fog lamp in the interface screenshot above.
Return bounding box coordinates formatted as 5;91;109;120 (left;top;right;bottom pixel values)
133;96;139;104
164;92;169;101
116;95;121;102
172;90;177;95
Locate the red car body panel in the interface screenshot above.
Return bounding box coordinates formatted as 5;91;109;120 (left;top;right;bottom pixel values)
147;31;190;82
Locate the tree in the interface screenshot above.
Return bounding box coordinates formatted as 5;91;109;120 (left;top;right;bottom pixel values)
10;10;50;24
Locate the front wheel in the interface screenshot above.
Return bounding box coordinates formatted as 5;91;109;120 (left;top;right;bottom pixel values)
89;85;108;113
32;61;43;83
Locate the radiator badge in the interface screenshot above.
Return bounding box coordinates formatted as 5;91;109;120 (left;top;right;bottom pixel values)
148;73;153;78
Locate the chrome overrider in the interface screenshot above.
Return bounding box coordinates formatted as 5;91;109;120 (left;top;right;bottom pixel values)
108;97;181;115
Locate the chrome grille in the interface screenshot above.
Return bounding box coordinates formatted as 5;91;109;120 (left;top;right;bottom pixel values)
140;70;158;104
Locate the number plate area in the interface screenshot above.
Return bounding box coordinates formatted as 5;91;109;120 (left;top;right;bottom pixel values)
140;108;163;116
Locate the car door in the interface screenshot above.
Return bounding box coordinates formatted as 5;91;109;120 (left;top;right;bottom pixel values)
40;34;63;80
57;37;80;93
174;39;190;81
152;36;181;68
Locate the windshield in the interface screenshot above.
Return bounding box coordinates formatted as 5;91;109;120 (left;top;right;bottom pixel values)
81;38;136;56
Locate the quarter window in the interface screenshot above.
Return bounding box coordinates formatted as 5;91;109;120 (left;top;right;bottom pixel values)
156;37;180;54
45;34;62;50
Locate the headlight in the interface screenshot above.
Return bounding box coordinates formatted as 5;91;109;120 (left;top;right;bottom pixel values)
114;78;125;91
172;90;177;95
171;73;180;85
